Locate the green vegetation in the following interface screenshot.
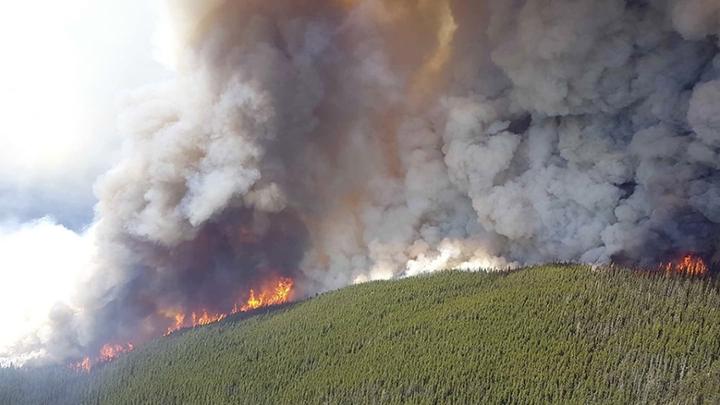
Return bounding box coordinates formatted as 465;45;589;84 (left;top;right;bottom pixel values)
2;265;720;404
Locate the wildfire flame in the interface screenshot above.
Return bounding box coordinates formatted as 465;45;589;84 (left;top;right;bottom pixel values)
163;277;294;336
71;342;134;373
163;311;186;336
661;254;709;276
234;278;294;313
192;310;227;326
71;277;295;371
99;343;134;362
72;357;91;373
162;309;228;336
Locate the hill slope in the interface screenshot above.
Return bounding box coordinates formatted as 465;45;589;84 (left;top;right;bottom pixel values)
2;265;720;404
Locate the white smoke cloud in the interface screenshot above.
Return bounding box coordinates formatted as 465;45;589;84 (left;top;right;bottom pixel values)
0;219;95;366
4;0;720;364
0;0;169;365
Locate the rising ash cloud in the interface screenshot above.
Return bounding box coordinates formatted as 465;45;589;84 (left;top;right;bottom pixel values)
11;0;720;364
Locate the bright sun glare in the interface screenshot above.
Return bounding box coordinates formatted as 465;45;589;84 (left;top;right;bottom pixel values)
0;1;90;175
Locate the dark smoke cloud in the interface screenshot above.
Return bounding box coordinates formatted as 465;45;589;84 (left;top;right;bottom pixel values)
9;0;720;364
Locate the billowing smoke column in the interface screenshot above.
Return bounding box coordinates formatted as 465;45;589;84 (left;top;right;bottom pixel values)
23;0;720;363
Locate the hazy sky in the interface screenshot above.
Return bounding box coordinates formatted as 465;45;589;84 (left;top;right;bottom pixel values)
0;0;170;229
0;0;168;360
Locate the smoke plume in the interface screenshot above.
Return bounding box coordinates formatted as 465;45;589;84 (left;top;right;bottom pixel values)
7;0;720;364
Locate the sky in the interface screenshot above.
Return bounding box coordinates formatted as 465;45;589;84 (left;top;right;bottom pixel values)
0;0;168;359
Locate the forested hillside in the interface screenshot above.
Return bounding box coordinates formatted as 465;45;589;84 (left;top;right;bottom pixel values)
2;265;720;404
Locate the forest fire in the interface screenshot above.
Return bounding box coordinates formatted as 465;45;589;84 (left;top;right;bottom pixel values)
192;311;227;327
661;254;709;276
234;278;294;313
72;357;90;373
71;343;134;373
162;310;229;336
70;279;295;372
99;343;135;362
164;277;295;336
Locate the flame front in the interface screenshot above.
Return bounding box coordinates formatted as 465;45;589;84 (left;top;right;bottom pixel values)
71;357;91;373
662;254;709;276
234;278;294;313
99;343;134;363
192;310;227;326
71;343;134;372
72;278;294;370
163;277;294;336
163;311;186;336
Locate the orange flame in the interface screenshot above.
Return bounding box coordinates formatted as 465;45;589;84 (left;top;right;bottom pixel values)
71;342;134;372
73;278;295;370
71;357;91;373
192;310;227;326
234;277;294;313
99;343;134;363
662;254;709;276
163;277;294;336
163;311;186;336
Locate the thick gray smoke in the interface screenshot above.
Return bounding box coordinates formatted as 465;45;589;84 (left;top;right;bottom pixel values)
14;0;720;364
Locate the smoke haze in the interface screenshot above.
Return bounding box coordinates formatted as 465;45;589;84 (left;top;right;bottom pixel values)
4;0;720;364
